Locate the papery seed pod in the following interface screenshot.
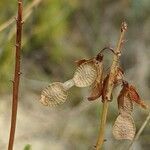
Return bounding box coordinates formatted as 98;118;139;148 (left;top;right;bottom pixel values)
40;82;68;107
120;81;148;109
88;59;103;101
73;61;97;87
75;59;92;66
118;85;133;115
112;114;136;140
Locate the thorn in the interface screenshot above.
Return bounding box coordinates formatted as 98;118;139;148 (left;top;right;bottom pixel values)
116;51;121;57
21;20;24;24
15;44;19;47
10;80;14;83
123;39;128;43
14;17;18;21
93;145;96;149
104;139;107;142
18;72;22;75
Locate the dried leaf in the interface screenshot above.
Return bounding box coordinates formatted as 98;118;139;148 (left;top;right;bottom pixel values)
40;82;68;107
88;59;103;101
112;114;136;140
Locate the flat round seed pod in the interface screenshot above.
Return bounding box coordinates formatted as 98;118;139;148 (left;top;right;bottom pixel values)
112;114;136;140
40;82;67;107
73;62;97;87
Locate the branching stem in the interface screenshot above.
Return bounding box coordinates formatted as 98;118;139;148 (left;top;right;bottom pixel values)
95;21;127;150
8;1;23;150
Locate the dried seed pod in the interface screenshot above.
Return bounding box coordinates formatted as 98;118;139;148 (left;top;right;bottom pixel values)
118;85;133;115
102;75;113;102
40;82;68;107
73;61;97;87
75;59;91;66
88;59;103;101
112;114;136;140
102;67;124;102
114;67;124;85
120;81;148;109
128;85;148;109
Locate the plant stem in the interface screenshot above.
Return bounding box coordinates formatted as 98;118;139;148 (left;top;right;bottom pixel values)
8;1;23;150
95;21;127;150
96;101;109;150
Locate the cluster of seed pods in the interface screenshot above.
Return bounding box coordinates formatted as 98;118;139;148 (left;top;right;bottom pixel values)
112;81;136;140
40;54;103;107
40;49;148;141
112;81;148;140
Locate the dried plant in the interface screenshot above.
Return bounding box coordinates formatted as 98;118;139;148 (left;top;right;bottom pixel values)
8;1;23;150
39;21;149;150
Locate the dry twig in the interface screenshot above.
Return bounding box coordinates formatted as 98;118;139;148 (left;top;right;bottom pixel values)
8;1;23;150
95;21;127;150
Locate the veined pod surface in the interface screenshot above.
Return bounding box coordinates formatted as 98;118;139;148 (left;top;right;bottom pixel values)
112;114;136;140
118;85;133;115
73;61;97;87
40;82;68;107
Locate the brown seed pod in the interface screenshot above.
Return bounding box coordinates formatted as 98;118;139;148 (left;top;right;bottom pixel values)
102;67;124;102
88;59;103;101
120;81;148;109
117;84;133;115
114;67;124;85
40;82;68;107
73;61;97;87
128;85;148;109
102;75;113;102
112;114;136;140
75;59;92;66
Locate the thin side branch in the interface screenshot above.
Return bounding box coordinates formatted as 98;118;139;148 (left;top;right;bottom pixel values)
8;1;23;150
128;112;150;150
95;22;127;150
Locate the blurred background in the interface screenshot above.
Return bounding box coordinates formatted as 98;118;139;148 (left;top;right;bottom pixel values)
0;0;150;150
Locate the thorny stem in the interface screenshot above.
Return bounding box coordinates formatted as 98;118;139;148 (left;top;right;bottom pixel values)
128;112;150;150
95;21;127;150
8;1;23;150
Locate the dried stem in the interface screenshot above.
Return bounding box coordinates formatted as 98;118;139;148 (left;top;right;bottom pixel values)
95;21;127;150
128;112;150;150
8;1;23;150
